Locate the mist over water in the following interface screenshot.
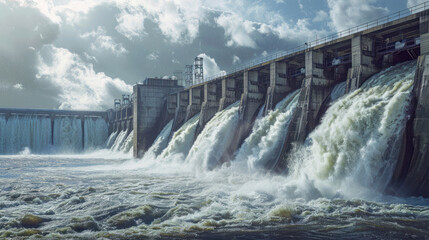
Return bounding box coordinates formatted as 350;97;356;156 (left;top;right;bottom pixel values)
288;61;415;199
1;61;429;239
234;90;300;171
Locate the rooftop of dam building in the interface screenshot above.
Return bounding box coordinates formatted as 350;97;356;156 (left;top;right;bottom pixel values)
2;1;429;239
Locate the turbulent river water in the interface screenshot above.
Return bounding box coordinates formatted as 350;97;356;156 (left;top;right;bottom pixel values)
1;61;429;239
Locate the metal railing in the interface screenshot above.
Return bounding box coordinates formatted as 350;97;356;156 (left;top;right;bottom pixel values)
195;1;429;84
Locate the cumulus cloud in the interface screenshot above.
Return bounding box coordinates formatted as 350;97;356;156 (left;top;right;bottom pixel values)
232;55;241;64
147;51;159;61
407;0;426;8
0;2;60;108
115;8;146;40
13;83;24;90
0;0;360;109
115;0;203;43
80;26;127;56
197;53;225;79
216;13;257;48
327;0;389;32
36;45;132;110
313;10;329;22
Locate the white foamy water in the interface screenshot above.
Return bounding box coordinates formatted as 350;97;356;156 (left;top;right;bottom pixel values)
142;120;173;159
1;115;51;154
84;118;109;151
330;81;346;101
234;90;300;171
53;117;83;153
0;115;109;154
157;113;200;162
186;102;240;171
1;61;429;239
104;131;119;149
288;61;416;199
110;130;129;152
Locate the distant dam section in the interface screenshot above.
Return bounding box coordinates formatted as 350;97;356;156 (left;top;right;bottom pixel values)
0;108;109;154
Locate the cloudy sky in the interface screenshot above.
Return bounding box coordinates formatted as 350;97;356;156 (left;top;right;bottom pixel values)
0;0;422;110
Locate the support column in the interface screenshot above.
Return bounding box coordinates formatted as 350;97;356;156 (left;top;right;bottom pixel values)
346;35;378;93
219;78;237;111
265;61;291;114
421;12;429;55
389;56;429;197
275;50;335;171
133;83;183;158
185;87;203;122
195;82;219;137
170;90;189;134
240;70;265;123
219;70;265;164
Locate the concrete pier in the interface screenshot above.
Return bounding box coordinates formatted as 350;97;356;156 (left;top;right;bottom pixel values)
170;90;189;134
274;50;337;171
346;35;378;93
185;86;203;122
195;82;221;137
219;78;240;111
133;79;182;158
264;62;292;115
218;70;267;163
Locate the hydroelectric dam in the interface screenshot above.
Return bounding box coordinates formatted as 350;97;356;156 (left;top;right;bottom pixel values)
1;5;429;200
4;3;429;239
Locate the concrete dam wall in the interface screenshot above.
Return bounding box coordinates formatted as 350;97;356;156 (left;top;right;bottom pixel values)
0;108;108;153
1;8;429;198
132;10;429;197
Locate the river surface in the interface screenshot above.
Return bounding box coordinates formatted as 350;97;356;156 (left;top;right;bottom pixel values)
1;61;429;239
1;153;429;239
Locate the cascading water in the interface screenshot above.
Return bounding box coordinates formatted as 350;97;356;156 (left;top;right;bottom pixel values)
157;114;200;161
0;116;5;153
53;116;83;153
84;118;108;150
142;120;173;159
1;115;52;154
233;90;300;171
2;61;429;239
288;61;416;198
330;81;346;101
119;130;134;154
0;115;109;154
186;102;240;171
105;131;119;149
110;130;129;152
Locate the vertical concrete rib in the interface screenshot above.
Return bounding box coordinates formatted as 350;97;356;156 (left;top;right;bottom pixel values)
346;35;378;93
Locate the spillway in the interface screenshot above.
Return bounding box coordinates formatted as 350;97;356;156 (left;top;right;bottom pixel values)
158;113;200;161
0;115;109;154
186;102;240;171
234;90;300;171
288;61;415;197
